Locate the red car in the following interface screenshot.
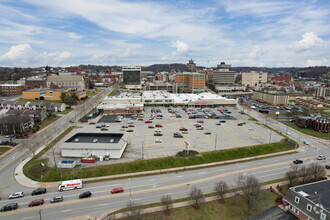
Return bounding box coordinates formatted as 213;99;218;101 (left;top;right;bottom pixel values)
326;165;330;169
179;127;188;131
111;187;124;194
145;120;152;123
138;118;144;121
155;124;163;127
195;124;202;127
29;199;44;207
128;125;135;127
89;122;96;124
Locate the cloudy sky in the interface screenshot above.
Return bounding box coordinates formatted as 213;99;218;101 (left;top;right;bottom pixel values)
0;0;329;67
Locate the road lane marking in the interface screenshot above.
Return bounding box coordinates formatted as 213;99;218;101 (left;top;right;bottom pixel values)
0;156;316;217
198;172;205;175
148;179;156;181
260;171;284;178
98;203;109;207
176;175;183;178
61;209;72;212
21;217;33;220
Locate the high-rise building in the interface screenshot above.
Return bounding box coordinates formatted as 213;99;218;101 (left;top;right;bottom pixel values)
242;71;268;86
213;62;235;85
187;59;196;72
122;65;141;89
176;72;205;93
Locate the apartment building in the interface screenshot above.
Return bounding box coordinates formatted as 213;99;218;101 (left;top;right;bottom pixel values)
176;72;205;93
0;84;24;96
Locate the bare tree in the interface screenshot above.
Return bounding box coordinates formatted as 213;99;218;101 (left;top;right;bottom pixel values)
125;201;142;220
237;174;261;212
160;195;173;215
214;181;228;202
299;165;311;184
286;165;299;186
309;162;326;181
105;214;116;220
189;186;205;209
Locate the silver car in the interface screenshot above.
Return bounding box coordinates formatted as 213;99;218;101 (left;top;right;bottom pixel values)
9;192;24;199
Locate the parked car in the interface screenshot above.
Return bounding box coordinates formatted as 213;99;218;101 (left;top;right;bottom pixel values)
138;118;144;121
101;128;108;131
196;127;204;130
204;132;212;135
89;122;96;124
120;128;126;131
1;203;18;212
248;127;254;131
126;129;134;132
32;188;46;196
293;159;303;164
216;123;221;126
148;125;155;129
219;120;226;123
128;125;135;127
155;139;162;143
50;196;63;203
121;125;128;128
326;165;330;169
29;199;44;207
173;132;183;138
182;131;188;134
155;129;162;133
127;120;134;124
79;191;92;199
111;187;124;194
96;126;102;129
179;127;188;131
9;192;24;199
197;120;204;123
317;155;326;160
155;124;163;127
145;120;153;123
303;141;309;145
154;133;163;136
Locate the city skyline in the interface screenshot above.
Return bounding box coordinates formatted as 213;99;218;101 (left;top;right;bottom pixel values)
0;0;329;67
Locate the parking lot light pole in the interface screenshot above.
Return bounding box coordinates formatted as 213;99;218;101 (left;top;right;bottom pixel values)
214;134;217;151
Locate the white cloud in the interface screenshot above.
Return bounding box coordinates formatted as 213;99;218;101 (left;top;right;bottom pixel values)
68;32;82;39
250;45;264;58
0;44;71;67
175;41;189;55
121;48;136;58
291;32;324;52
305;58;328;67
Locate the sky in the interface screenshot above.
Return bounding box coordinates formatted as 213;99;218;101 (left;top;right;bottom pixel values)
0;0;329;68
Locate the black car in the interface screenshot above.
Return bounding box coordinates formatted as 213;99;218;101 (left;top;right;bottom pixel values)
173;132;183;138
50;196;63;203
32;188;47;196
79;191;92;199
148;126;155;129
293;159;303;164
154;132;163;136
0;203;18;212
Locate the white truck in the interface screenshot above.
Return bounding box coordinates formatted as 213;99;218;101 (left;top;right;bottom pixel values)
58;179;83;191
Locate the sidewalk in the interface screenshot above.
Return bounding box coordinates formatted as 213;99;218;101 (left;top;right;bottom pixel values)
100;181;290;220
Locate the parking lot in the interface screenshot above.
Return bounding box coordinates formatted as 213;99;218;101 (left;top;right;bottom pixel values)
65;106;282;162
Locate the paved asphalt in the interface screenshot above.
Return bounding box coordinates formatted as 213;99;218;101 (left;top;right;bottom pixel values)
0;101;329;220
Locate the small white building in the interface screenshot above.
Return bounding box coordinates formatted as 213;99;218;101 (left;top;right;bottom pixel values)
60;133;128;159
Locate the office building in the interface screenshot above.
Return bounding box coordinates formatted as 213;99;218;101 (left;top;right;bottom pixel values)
242;71;268;86
122;65;141;89
253;90;289;106
213;62;236;85
187;59;196;72
0;84;24;96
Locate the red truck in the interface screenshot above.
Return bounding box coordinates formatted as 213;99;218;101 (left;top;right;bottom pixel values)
81;157;96;163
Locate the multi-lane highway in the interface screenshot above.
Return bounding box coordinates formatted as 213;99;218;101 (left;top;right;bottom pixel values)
0;102;328;220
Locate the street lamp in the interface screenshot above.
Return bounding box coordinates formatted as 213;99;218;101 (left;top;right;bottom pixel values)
214;134;217;151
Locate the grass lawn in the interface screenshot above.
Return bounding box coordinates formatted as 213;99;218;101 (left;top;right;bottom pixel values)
24;137;296;182
142;190;278;220
17;98;62;103
287;124;329;139
247;115;258;121
59;108;73;114
86;91;96;96
0;147;11;155
36;116;61;130
108;90;118;96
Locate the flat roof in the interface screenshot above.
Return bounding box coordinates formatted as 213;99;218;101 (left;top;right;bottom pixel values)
65;133;123;144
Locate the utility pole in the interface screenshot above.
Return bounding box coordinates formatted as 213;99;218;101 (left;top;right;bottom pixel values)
38;210;42;220
141;140;144;160
52;147;57;169
129;178;132;202
269;130;272;144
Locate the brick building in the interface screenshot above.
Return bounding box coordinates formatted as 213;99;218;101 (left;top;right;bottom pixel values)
295;116;329;133
0;84;24;96
176;72;205;93
284;180;330;220
25;78;47;90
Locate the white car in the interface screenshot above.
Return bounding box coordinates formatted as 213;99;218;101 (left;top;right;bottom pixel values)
155;129;162;133
285;132;291;135
155;139;162;143
9;192;24;199
248;127;254;131
127;120;134;124
317;155;326;160
120;128;126;131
